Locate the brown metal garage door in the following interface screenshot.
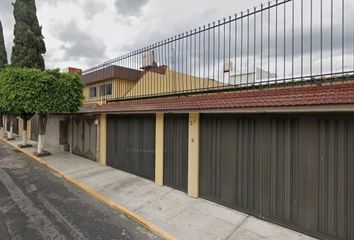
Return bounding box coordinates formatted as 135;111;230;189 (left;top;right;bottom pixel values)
107;115;155;181
200;114;354;240
72;115;97;161
163;114;188;192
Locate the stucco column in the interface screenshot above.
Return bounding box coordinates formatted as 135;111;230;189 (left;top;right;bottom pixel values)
99;114;107;165
188;112;200;198
155;113;164;186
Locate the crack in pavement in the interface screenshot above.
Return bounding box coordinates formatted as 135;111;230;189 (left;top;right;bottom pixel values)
0;169;66;240
4;220;23;240
37;194;88;240
225;215;251;240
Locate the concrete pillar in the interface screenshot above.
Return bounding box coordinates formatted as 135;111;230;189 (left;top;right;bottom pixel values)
188;112;200;198
155;113;164;186
99;114;107;166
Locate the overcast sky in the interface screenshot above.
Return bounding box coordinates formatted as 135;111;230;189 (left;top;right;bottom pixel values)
0;0;266;70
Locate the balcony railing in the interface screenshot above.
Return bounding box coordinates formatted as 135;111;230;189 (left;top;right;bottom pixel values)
82;0;354;103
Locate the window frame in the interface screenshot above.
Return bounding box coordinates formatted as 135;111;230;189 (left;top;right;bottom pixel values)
105;83;112;96
99;83;113;97
89;86;97;98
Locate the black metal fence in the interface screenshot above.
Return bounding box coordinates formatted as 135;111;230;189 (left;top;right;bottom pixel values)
82;0;354;102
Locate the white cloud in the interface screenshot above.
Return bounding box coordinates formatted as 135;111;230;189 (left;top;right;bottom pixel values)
53;20;107;65
82;0;106;20
0;0;352;73
0;0;267;69
114;0;149;17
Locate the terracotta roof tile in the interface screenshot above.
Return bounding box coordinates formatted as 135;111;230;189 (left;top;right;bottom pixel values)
83;83;354;113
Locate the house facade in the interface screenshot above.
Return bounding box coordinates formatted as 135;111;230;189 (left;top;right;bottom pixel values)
5;42;354;240
11;0;354;239
7;60;351;240
46;63;352;240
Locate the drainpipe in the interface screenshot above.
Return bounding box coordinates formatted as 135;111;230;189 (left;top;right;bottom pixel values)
70;115;73;154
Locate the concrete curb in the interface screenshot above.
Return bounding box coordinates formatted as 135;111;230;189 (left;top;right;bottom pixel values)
0;138;176;240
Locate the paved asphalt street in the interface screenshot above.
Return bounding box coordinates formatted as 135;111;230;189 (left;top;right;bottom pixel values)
0;142;161;240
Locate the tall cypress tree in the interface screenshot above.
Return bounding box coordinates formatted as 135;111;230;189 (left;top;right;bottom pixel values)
0;20;7;134
0;20;8;69
11;0;46;70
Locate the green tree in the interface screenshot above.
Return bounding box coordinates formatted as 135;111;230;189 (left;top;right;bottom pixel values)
0;68;38;144
11;0;46;70
0;20;7;69
0;68;83;152
0;74;8;138
10;0;46;142
0;20;8;135
34;70;84;154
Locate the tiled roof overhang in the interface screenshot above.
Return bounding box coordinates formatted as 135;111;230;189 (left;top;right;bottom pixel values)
81;83;354;114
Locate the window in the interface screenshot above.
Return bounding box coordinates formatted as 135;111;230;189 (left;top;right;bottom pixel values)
99;83;112;97
89;87;97;98
106;83;112;96
99;85;106;97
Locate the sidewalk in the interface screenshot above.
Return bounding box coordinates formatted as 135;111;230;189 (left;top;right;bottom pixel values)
1;138;316;240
